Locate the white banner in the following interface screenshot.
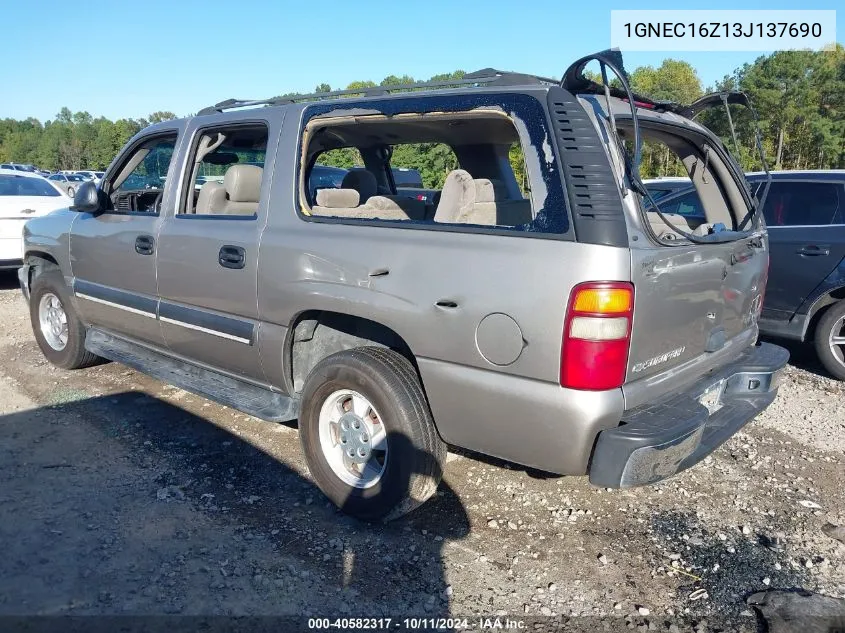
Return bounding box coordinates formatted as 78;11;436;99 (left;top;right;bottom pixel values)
610;10;837;51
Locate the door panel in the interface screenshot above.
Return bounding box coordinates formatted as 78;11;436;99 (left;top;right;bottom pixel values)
70;130;182;347
70;212;163;346
156;218;264;380
155;116;280;383
761;181;845;318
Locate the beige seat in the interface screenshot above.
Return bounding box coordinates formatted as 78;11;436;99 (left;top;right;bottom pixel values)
434;170;532;226
646;212;692;240
221;164;263;215
311;188;423;221
340;168;425;220
195;181;227;215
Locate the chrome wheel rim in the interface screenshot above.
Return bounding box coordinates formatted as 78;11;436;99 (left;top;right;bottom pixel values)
38;292;68;351
829;315;845;368
318;389;388;489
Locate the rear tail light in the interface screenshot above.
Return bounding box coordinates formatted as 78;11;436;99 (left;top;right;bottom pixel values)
560;282;634;391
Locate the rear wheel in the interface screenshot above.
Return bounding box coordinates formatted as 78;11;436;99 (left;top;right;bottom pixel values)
814;300;845;381
298;347;445;521
29;270;100;369
67;186;75;197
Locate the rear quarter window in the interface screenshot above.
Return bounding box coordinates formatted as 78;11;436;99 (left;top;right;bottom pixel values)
297;93;569;236
761;181;842;226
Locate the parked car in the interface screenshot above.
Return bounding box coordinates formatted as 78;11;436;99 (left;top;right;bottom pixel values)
0;169;70;270
47;173;88;196
0;163;39;173
391;167;424;189
645;170;845;379
18;50;787;520
75;170;105;185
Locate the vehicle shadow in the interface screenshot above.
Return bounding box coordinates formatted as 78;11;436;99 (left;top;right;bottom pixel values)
0;392;470;617
0;270;20;291
760;335;834;381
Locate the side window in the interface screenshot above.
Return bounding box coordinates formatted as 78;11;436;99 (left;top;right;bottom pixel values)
662;191;705;219
762;182;841;227
106;133;178;214
300;109;541;231
115;138;175;193
179;124;268;218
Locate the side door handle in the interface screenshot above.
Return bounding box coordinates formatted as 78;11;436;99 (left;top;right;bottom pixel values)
135;234;155;255
218;245;246;269
797;245;831;257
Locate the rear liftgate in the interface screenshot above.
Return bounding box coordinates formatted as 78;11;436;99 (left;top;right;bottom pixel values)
560;51;786;486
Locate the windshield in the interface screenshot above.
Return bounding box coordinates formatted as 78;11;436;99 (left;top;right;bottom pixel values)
0;175;62;197
67;174;86;182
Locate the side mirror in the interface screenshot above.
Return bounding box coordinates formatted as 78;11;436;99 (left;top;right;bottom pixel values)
71;181;103;213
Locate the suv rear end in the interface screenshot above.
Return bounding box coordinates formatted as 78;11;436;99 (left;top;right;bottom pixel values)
552;53;788;487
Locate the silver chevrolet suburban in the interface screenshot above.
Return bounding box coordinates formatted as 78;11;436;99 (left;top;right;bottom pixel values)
19;51;788;520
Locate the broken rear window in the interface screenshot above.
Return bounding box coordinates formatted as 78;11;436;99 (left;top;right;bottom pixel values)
296;94;569;236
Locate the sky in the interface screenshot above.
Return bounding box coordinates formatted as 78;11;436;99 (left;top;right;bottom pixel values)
2;0;842;123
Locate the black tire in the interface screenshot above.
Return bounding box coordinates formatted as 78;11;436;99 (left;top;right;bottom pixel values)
67;186;75;197
29;270;101;370
814;300;845;381
299;347;445;521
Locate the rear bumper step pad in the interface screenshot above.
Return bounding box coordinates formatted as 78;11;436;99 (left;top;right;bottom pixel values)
589;342;789;488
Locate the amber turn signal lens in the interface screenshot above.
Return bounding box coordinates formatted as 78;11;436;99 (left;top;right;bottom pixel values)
571;287;633;314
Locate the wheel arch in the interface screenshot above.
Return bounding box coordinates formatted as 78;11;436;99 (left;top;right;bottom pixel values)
802;285;845;341
284;310;420;396
23;251;61;293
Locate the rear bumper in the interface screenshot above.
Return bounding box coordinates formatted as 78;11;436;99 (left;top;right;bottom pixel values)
589;342;789;488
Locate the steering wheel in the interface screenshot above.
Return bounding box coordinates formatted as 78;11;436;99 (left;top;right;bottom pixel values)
152;190;164;214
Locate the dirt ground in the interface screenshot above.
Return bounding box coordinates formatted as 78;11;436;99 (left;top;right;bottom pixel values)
0;270;843;631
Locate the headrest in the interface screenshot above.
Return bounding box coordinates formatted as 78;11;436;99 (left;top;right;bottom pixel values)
473;178;509;203
315;188;360;208
196;181;227;213
224;165;263;203
341;169;378;202
433;169;474;223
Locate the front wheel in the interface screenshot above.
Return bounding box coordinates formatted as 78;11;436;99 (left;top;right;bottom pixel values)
67;186;75;197
814;300;845;381
29;270;101;369
299;347;445;521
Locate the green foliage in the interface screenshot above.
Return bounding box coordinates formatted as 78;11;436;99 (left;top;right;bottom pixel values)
316;148;363;169
700;46;845;172
0;110;175;170
391;143;458;189
629;60;704;179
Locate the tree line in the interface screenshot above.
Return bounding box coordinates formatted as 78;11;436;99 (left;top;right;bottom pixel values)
0;47;842;184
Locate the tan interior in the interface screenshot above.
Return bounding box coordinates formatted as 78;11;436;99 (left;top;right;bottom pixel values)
194;164;263;216
302;110;533;227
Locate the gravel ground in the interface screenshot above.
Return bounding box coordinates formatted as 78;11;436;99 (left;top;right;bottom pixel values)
0;271;843;631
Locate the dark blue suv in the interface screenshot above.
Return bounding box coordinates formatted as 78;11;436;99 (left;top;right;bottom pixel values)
646;171;845;380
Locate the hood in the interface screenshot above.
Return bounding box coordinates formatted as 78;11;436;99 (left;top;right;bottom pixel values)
0;195;71;220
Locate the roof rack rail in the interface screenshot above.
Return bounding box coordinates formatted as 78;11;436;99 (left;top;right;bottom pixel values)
197;69;559;115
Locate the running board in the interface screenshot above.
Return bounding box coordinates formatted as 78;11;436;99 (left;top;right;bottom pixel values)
85;328;299;422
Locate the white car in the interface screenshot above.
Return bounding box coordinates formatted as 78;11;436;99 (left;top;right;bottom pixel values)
75;170;104;184
0;169;71;269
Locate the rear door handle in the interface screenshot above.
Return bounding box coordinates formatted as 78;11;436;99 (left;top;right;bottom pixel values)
135;234;154;255
797;245;830;257
218;245;246;269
